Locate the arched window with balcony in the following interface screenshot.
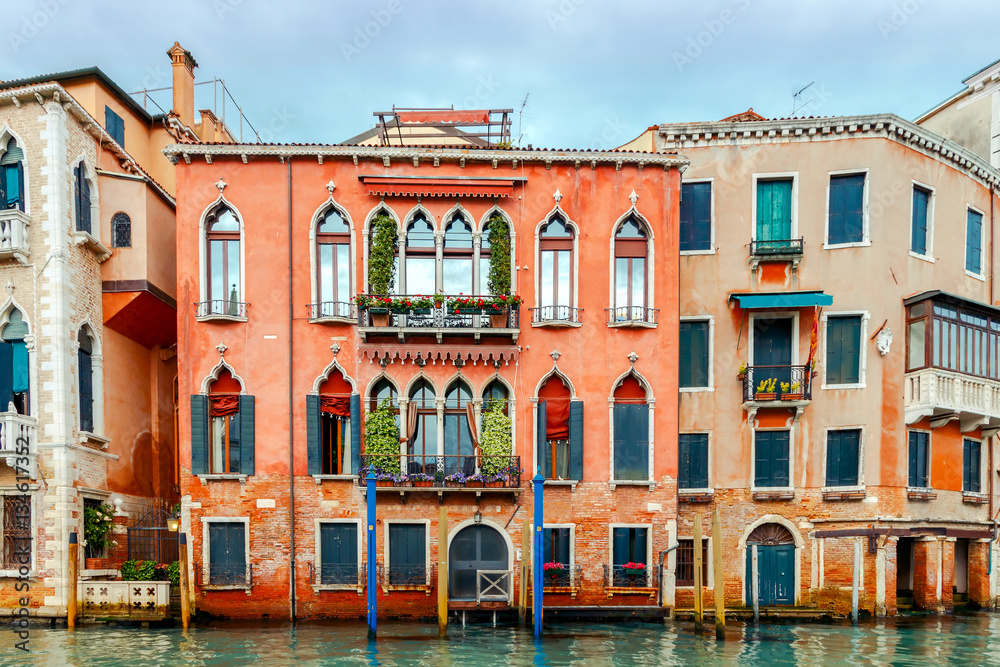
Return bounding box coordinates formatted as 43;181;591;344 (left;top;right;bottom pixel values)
444;380;475;476
405;214;436;296
315;206;351;318
204;204;242;317
483;379;509;415
613;216;650;323
0;309;29;415
366;207;399;295
538;215;574;322
0;137;25;212
443;215;473;295
406;379;436;473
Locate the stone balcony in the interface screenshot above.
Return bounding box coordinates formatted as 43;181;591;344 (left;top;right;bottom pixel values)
904;367;1000;431
0;208;30;263
0;407;37;479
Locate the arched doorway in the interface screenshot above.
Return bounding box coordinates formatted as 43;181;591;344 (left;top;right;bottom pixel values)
745;523;795;605
449;524;509;601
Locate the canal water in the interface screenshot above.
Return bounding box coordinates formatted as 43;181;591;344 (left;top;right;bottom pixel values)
5;614;1000;666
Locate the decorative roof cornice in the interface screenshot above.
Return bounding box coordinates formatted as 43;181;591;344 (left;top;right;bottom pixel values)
657;113;1000;192
162;142;689;170
0;82;176;206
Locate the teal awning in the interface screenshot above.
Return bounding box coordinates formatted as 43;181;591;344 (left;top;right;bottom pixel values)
729;291;833;309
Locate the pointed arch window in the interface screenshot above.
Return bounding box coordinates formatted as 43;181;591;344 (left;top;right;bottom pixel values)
483;379;509;415
0;310;29;414
443;216;473;295
0;138;25;212
406;379;437;471
612;375;649;481
78;329;94;432
308;368;357;475
205;205;242;316
370;378;399;412
405;214;435;295
539;215;574;320
538;375;572;480
444;380;475;475
74;163;92;234
208;370;243;474
613;216;649;321
316;207;351;318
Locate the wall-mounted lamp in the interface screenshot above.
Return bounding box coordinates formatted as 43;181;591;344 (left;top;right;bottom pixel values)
474;511;482;525
167;518;179;532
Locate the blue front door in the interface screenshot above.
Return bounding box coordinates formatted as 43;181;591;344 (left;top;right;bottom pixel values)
746;544;795;606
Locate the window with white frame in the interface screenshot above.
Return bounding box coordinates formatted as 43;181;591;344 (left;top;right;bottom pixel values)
963;438;982;494
538;215;574;319
387;522;427;585
910;184;932;257
405;213;436;295
967;207;984;276
825;314;863;386
613;216;650;320
442;214;473;295
205;519;248;586
825;429;861;487
315;206;351;318
827;173;866;245
204;204;242;316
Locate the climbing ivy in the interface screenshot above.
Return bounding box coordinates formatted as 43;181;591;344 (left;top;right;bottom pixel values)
368;214;398;295
486;214;511;296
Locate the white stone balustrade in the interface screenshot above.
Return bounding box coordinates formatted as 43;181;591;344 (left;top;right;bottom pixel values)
0;209;29;262
0;405;36;478
904;368;1000;424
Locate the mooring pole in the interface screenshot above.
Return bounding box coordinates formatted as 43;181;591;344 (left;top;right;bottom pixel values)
751;544;760;624
438;505;448;635
852;540;861;626
366;471;377;639
179;532;191;629
533;470;544;638
67;532;78;629
520;518;530;627
693;516;703;632
712;510;725;640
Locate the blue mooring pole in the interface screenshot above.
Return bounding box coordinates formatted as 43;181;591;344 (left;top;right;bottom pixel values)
366;470;377;639
533;468;544;638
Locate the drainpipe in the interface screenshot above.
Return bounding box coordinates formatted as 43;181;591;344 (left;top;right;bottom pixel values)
288;158;297;620
658;545;678;608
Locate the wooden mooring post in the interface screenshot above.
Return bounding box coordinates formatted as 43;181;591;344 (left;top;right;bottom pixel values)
519;518;530;627
179;532;191;629
693;516;703;632
852;540;861;626
712;510;725;639
751;544;760;624
438;506;448;635
67;532;78;629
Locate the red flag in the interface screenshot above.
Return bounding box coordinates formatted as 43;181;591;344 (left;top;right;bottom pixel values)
806;306;820;370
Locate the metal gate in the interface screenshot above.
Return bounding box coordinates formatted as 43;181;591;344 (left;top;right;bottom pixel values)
127;503;178;563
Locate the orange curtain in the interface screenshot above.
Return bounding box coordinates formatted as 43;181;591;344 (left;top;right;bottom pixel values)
209;394;239;417
546;398;570;440
466;402;480;449
320;395;351;417
405;404;419;444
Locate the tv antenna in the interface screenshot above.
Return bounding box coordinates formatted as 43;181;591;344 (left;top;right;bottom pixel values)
516;93;530;146
792;82;815;116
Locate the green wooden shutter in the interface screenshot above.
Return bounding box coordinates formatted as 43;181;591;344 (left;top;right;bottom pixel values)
678;434;692;489
239;395;255;475
306;395;321;475
826;431;841;486
911;187;929;255
350;394;361;475
757;180;792;241
773;431;789;487
537;401;548;478
692;434;708;488
755;431;771;487
190;395;209;475
908;432;918;487
827;316;861;385
612;527;629;565
568;400;583;481
11;341;27;394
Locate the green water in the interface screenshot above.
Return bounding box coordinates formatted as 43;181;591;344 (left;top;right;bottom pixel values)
4;615;1000;666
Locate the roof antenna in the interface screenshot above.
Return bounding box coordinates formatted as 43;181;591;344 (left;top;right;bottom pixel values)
792;82;815;117
516;93;530;146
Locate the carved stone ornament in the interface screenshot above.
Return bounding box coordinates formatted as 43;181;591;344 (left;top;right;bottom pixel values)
550;350;561;363
553;188;563;204
326;180;336;196
215;178;227;193
216;342;228;356
628;351;638;365
330;343;341;356
876;327;892;357
629;190;638;206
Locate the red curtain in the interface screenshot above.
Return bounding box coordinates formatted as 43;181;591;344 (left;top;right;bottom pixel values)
320;395;351;417
209;394;239;416
546;398;570;440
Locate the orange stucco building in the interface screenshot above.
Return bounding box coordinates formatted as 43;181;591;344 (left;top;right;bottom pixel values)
168;117;685;618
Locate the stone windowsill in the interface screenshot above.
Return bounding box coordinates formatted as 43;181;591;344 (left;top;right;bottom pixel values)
609;480;656;491
678;491;714;503
312;584;363;594
308;315;356;325
607;321;657;330
822;488;867;501
543;479;578;491
962;491;988;504
531;320;582;329
79;431;111;450
198;474;248;483
202;583;251;592
906;487;937;501
73;230;112;262
752;490;795;501
312;474;359;485
383;584;432;595
195;313;248;323
80;569;118;578
0;569;36;579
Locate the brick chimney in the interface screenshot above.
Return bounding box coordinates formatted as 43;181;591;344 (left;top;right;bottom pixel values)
167;42;197;130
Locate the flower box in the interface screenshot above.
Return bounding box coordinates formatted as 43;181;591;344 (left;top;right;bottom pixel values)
781;393;803;401
484;481;503;488
370;311;391;327
466;480;484;488
376;479;394;487
754;392;777;401
412;480;433;488
489;312;508;328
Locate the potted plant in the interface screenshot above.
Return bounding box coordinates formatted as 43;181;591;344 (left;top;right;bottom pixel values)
410;472;433;488
367;213;397;327
466;473;485;488
433;293;445;309
737;361;747;381
622;561;646;586
364;400;401;481
781;380;803;401
83;502;115;569
754;377;777;401
543;561;565;583
446;471;468;487
433;470;446;487
450;295;481;315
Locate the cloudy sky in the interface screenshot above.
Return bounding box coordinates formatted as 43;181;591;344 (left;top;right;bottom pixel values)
4;0;999;148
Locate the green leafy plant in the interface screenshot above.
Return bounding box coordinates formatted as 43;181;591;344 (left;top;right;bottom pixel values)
363;399;400;475
486;214;512;296
83;503;115;554
755;377;777;394
166;561;180;586
355;294;434;311
480;399;512;477
368;214;398;296
738;361;747;376
120;559;158;581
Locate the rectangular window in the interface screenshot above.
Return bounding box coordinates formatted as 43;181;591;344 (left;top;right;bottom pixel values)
611;526;649;586
2;495;31;570
388;523;426;585
542;527;570;567
911;186;930;255
908;431;929;488
967;209;983;275
826;315;862;385
105;106;124;147
318;522;359;585
678;433;709;489
675;539;708;586
754;430;790;488
828;174;865;245
207;522;246;586
321;413;349;475
680;182;712;251
963;438;981;493
679;320;710;388
755;178;793;242
825;429;861;487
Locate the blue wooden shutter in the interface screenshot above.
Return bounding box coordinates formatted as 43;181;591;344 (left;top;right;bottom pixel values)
239;395;255;475
11;341;27;395
350;394;361;475
829;175;865;244
692;434;708;488
755;432;771;487
306;395;321;475
908;432;918;487
773;431;789;487
190;395;208;474
680;182;711;251
678;434;692;489
827;316;861;385
911;187;929;255
537;401;548;478
568;400;583;481
612;527;629;565
967;210;983;274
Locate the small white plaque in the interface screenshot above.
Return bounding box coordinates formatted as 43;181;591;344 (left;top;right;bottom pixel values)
256;499;276;508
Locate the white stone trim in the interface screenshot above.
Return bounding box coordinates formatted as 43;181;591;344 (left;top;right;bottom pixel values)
607;204;655;313
308;197;355;310
820;426;866;492
737;514;804;605
909;179;936;260
384;518;432;587
751;171;799;243
313;518;364;591
534;205;580;312
311;359;358;394
679;177;715;255
966;203;987;279
200;516;251;590
750;426;795;493
823;168;871;249
820;310;869;390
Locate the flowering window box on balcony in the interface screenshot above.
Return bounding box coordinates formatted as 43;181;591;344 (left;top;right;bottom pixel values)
356;295;520;343
605;306;658;328
0;208;30;263
530;564;582;597
195;300;248;322
603;564;658;598
360;454;522;498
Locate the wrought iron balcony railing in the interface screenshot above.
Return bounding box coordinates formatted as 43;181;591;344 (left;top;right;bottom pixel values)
310;562;364;586
356;295;519;339
203;563;252;588
530;306;583;325
741;364;813;402
603;564;658;589
308;301;355;320
606;306;659;326
535;563;582;588
360;454;522;489
377;563;433;587
195;300;249;319
749;238;804;257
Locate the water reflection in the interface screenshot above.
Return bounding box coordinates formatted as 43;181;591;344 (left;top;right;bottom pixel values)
5;616;1000;666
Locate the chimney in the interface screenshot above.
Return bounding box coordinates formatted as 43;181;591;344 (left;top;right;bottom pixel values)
167;42;197;129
